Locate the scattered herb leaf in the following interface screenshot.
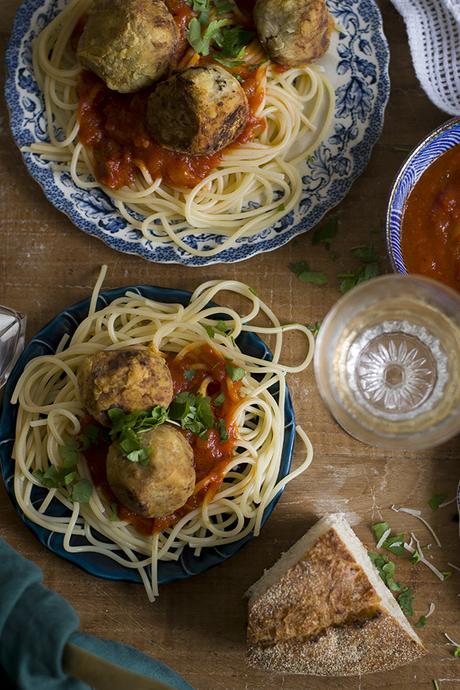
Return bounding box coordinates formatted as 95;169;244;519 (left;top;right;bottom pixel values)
214;392;225;406
312;218;338;249
184;369;196;381
225;363;245;382
397;586;414;616
428;494;447;510
71;479;93;503
306;321;321;337
415;615;427;628
217;418;229;442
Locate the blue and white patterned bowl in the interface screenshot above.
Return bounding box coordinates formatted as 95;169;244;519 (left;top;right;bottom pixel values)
386;118;460;274
4;0;390;266
0;285;296;587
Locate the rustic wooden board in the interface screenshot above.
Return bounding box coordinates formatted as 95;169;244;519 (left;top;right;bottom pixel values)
1;2;459;688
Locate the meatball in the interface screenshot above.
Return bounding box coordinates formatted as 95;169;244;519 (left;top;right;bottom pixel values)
254;0;332;67
77;0;178;93
147;65;249;155
107;425;195;517
77;347;173;425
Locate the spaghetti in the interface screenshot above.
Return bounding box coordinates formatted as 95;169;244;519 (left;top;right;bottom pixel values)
11;267;314;600
27;0;336;258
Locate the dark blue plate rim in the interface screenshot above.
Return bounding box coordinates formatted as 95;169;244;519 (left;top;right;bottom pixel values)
0;285;296;586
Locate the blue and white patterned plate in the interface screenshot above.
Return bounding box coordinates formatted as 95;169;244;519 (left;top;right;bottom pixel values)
5;0;390;266
386;118;460;274
0;285;296;586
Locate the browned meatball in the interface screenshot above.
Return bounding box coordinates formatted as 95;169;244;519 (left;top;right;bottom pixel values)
77;347;173;425
77;0;178;93
254;0;333;67
147;65;249;155
106;425;195;517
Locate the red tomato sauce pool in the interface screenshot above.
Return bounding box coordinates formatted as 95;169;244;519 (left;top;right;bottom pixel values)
401;143;460;292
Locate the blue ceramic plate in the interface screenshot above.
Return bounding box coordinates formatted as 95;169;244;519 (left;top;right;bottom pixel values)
386;118;460;274
4;0;390;266
0;285;295;586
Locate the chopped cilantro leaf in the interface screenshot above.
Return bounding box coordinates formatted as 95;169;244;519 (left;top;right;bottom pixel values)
218;25;255;58
205;324;215;339
216;320;231;333
187;17;230;56
410;549;421;565
443;571;452;580
297;271;327;286
454;647;460;658
428;493;447;510
64;471;77;486
108;502;119;522
351;245;379;263
214;392;225;406
77;424;99;450
291;260;310;276
415;615;427;628
184;369;196;380
59;440;79;468
225;363;245;382
306;321;321;337
71;479;93;504
312;218;338;249
217;418;229;441
372;521;390;542
397;587;414;616
214;0;234;13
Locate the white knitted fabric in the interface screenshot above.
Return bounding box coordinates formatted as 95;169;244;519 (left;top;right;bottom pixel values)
390;0;460;115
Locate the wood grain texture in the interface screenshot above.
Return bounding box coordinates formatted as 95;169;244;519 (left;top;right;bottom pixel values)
1;2;460;689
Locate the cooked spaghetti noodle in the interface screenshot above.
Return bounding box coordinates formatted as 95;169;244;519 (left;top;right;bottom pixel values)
11;267;314;600
27;0;336;258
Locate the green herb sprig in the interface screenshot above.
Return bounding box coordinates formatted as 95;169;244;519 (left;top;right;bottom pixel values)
290;260;327;286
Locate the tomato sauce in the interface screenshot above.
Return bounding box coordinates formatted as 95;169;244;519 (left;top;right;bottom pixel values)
401;144;460;292
82;344;242;535
77;61;265;190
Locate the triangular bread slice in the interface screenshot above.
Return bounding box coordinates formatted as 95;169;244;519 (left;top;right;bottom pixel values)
247;513;426;676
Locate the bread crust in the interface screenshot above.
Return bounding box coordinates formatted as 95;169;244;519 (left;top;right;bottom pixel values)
248;612;426;676
247;523;427;676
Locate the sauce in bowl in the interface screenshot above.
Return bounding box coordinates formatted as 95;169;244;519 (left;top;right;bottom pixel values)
401;143;460;291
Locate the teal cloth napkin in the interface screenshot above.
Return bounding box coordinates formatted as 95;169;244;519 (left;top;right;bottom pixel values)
0;538;193;690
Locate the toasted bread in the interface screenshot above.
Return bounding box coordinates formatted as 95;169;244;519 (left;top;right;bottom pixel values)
247;514;426;676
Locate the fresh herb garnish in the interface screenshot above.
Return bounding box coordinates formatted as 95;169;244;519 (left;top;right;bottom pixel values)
312;218;338;249
218;25;255;58
454;647;460;658
216;320;231;333
225;363;245;382
59;440;79;468
306;321;321;337
169;392;215;437
205;324;215;339
187;17;230;56
443;571;452;580
71;479;93;504
415;615;427;628
108;406;168;463
368;552;401;592
290;260;327;286
371;522;406;556
214;392;225;406
338;246;381;294
214;0;234;14
108;502;119;521
184;369;196;381
397;587;414;616
428;494;447;510
217;418;229;441
410;549;422;565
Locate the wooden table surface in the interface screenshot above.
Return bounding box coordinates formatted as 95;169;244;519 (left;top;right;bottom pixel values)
1;2;459;689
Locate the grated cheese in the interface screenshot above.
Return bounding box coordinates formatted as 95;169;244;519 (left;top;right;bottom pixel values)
376;527;391;550
391;505;442;547
404;534;445;581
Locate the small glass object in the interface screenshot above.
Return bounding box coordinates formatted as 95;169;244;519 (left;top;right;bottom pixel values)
0;306;26;391
314;275;460;449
